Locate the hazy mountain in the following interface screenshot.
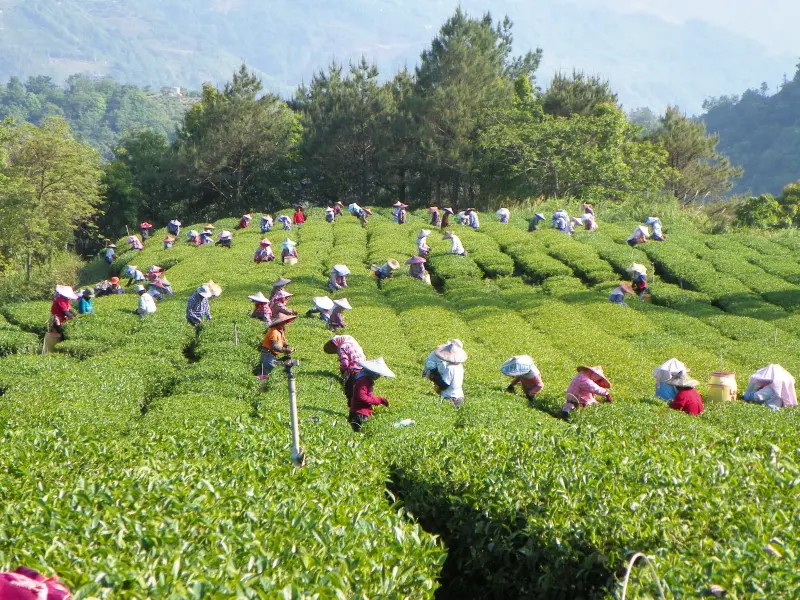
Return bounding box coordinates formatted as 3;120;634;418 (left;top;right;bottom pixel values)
0;0;794;114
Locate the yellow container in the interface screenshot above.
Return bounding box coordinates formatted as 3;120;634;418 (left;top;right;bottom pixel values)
708;371;737;402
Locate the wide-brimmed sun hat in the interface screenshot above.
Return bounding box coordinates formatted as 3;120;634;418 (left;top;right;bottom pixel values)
406;256;426;265
333;298;352;310
126;236;139;244
187;230;199;237
442;232;456;240
534;213;545;220
140;222;153;229
134;285;146;293
218;230;232;240
333;264;351;276
270;313;297;328
359;357;396;379
577;365;611;388
204;280;222;297
501;355;539;378
169;219;182;226
243;213;252;219
393;201;404;208
55;285;78;300
204;224;215;230
260;239;271;246
272;277;291;288
619;282;635;295
281;239;297;250
313;296;335;311
434;339;468;364
197;285;213;298
443;207;455;215
418;229;432;239
148;265;162;273
107;244;117;249
272;289;293;300
666;371;699;388
386;259;400;270
627;263;647;275
164;236;175;243
248;292;269;303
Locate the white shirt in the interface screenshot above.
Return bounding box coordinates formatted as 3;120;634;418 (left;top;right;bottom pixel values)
449;235;465;255
437;361;464;400
138;293;157;315
468;212;480;229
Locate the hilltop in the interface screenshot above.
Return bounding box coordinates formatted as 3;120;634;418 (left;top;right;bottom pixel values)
0;0;794;113
0;207;798;597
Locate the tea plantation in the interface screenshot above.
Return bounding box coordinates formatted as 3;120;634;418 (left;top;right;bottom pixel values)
1;208;799;599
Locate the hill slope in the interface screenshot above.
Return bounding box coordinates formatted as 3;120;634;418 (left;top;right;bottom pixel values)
1;208;799;597
702;71;800;196
0;0;794;113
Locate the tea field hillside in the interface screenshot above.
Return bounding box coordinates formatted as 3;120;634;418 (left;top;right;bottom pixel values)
1;208;799;599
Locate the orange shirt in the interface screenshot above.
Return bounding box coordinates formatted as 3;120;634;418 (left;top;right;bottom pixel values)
263;328;286;355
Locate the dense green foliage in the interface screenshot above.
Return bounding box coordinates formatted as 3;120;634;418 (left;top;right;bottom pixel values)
0;118;103;273
702;67;800;196
1;208;800;598
0;74;194;157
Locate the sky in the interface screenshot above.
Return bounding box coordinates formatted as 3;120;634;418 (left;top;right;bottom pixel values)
575;0;800;55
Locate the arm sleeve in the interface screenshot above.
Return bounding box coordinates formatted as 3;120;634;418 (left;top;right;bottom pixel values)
437;362;454;386
584;379;609;396
355;380;383;406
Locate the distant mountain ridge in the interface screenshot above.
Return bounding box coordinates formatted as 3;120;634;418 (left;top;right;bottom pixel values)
0;0;794;113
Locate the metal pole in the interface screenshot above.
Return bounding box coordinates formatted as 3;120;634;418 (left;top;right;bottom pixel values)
233;320;238;345
287;360;305;467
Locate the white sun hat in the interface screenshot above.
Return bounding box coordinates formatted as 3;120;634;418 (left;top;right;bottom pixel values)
280;239;297;250
434;339;468;364
333;298;352;310
55;285;78;300
501;355;539;378
313;296;335;311
333;264;351;276
248;292;269;303
359;357;396;379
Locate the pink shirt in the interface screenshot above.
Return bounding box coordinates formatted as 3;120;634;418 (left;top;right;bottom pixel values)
565;372;609;406
331;335;366;376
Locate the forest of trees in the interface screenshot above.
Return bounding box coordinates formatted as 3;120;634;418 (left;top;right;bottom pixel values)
0;74;194;158
0;9;747;284
702;68;800;196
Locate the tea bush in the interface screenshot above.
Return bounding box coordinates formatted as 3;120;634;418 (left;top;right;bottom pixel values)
2;208;800;599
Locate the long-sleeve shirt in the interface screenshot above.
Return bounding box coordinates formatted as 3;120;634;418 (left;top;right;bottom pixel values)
430;211;440;227
328;273;346;291
328;308;347;330
468;212;480;229
448;235;466;256
510;373;544;397
409;264;427;281
254;247;275;263
565;373;609;406
51;297;74;323
252;302;272;321
77;297;94;315
350;374;387;417
669;389;704;416
437;361;464;401
293;211;306;225
186;291;211;323
104;249;116;263
137;293;157;315
129;238;143;250
331;335;366;376
281;248;298;260
270;298;294;317
417;239;429;255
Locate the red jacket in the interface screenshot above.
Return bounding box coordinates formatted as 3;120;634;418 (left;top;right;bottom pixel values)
349;374;388;417
669;389;704;416
50;297;73;323
293;211;306;225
